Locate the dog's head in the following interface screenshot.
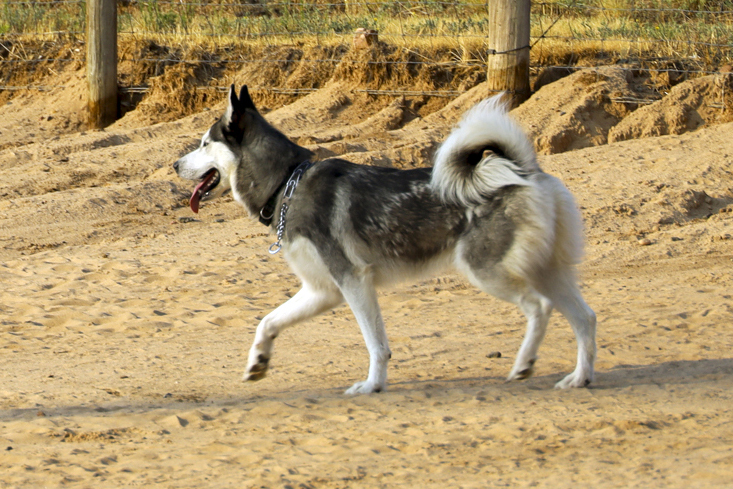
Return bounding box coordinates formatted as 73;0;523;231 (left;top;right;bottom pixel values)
173;85;256;213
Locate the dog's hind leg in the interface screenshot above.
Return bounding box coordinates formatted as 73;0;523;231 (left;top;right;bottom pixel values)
469;274;552;382
339;274;392;395
457;257;553;383
506;290;553;382
543;275;596;389
243;284;343;382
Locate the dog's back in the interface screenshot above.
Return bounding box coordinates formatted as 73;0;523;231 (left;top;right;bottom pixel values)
285;160;466;287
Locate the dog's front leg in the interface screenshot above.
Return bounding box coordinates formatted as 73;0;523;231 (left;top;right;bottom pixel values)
243;285;343;381
339;276;391;395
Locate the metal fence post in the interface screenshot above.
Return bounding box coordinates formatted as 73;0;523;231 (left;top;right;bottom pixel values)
87;0;117;128
487;0;531;107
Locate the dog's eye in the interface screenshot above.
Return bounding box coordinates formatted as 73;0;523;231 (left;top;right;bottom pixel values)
202;140;209;147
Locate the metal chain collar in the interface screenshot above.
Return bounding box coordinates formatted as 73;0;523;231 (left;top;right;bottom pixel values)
268;161;312;254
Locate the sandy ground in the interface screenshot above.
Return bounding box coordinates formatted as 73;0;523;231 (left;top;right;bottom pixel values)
1;69;732;488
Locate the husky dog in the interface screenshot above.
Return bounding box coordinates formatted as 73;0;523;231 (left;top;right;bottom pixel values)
174;85;597;395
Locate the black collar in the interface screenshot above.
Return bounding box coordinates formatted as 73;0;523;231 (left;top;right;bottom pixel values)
258;161;312;226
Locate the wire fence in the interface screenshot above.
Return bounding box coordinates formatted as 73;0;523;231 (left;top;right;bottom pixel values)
1;1;732;97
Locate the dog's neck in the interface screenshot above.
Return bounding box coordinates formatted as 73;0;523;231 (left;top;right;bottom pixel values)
232;108;314;219
258;160;311;226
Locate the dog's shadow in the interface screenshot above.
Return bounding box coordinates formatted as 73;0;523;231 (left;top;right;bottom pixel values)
387;357;733;394
2;358;731;422
591;357;733;389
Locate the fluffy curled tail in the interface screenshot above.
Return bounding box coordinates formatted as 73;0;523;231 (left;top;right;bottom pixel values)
431;95;540;207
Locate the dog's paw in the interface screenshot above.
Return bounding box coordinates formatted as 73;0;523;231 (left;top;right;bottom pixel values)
555;370;593;389
243;354;270;382
506;358;536;382
345;380;386;395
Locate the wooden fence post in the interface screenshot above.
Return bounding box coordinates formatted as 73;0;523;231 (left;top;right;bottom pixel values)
487;0;531;107
87;0;117;128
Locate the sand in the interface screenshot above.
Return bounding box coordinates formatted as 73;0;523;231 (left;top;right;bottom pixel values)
1;68;732;488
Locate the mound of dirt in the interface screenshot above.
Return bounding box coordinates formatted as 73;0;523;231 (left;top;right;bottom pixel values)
410;81;498;129
114;42;349;128
608;74;733;143
652;188;720;225
114;39;486;130
4;37;733;163
0;68;87;151
120;63;213;127
266;82;361;136
510;66;639;154
234;44;348;110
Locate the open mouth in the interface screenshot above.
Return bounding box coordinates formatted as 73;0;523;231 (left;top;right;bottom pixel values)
189;168;220;213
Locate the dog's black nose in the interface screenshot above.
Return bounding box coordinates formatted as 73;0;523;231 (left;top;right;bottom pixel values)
173;160;179;171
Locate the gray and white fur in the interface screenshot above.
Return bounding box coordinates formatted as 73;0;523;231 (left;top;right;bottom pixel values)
174;86;597;395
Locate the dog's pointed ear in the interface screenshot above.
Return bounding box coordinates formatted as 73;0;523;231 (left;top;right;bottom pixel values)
222;84;249;141
223;84;239;127
239;85;257;112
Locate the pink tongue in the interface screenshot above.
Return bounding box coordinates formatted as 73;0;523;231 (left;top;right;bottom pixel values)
189;172;215;214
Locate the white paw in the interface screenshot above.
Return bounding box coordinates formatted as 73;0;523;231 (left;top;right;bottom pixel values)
242;353;270;382
506;358;536;382
345;380;386;395
555;370;593;389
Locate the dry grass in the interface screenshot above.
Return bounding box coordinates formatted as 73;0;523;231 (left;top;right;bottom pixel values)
1;0;732;111
532;2;733;67
1;1;731;68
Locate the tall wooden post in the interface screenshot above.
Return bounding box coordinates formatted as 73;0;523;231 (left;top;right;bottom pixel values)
487;0;531;107
87;0;117;128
